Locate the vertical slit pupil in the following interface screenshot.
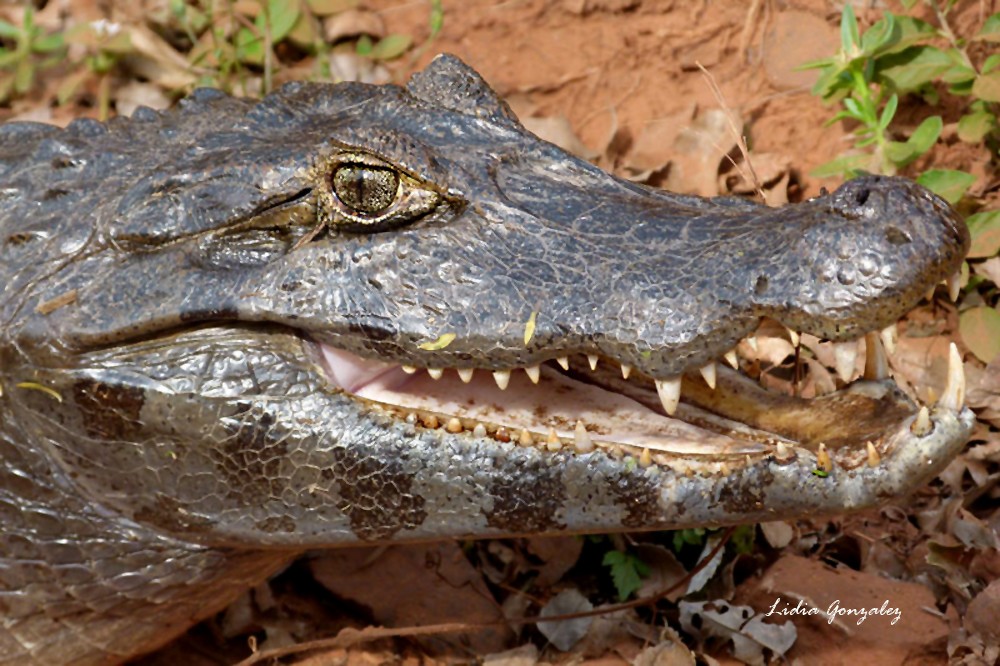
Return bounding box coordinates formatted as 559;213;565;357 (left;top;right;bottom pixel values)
332;165;399;216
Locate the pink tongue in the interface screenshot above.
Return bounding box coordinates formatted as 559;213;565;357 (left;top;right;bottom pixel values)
319;346;410;393
317;344;763;455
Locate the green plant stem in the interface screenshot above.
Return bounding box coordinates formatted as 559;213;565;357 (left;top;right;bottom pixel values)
849;67;890;173
933;1;977;73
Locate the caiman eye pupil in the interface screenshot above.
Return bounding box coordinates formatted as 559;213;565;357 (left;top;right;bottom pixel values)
332;165;399;215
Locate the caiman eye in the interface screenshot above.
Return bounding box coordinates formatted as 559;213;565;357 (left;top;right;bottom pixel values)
320;152;444;231
331;165;400;215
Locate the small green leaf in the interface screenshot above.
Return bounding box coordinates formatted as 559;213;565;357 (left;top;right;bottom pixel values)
907;115;943;153
966;210;1000;259
984;54;1000;74
355;34;373;56
959;306;1000;364
884;115;942;167
957;111;996;143
875;45;953;92
893;16;937;49
810;153;870;179
860;13;900;57
0;19;21;40
602;550;650;602
731;525;757;555
916;169;976;204
976;12;1000;42
418;332;456;351
840;5;861;57
972;71;1000;102
31;33;64;54
812;468;829;478
235;26;264;64
428;0;444;38
941;63;978;85
267;0;300;43
878;93;898;130
672;527;706;551
370;33;411;60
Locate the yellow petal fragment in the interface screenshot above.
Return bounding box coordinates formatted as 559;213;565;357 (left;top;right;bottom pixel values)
524;311;538;346
418;332;457;351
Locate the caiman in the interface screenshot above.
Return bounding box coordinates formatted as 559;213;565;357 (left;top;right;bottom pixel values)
0;55;973;663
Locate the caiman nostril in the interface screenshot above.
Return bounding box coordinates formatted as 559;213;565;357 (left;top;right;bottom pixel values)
885;227;912;245
854;188;870;206
754;275;769;295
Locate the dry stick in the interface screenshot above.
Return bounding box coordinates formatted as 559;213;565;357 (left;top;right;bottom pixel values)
235;527;738;665
736;0;762;64
695;62;767;205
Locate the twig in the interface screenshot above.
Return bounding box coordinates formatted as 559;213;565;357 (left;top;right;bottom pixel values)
696;61;767;204
235;528;737;664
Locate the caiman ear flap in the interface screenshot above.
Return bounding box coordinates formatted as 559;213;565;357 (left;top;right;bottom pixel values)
406;54;522;128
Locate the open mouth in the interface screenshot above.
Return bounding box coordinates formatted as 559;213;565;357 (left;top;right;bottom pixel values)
315;309;966;474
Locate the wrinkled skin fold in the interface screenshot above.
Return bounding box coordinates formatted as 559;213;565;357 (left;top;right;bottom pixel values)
0;55;972;664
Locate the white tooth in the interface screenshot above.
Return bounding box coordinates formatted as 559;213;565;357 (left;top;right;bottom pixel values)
939;342;965;411
699;362;717;389
493;369;511;390
745;335;758;353
556;356;569;370
863;332;889;380
775;441;790;460
546;428;562;452
654;377;682;416
588;354;599;370
574;420;594;453
472;423;487;438
621;364;632;379
911;405;932;436
833;341;859;382
866;441;881;467
402;365;418;374
947;271;961;301
639;448;652;468
879;323;898;355
787;328;800;347
427;367;443;380
925;284;936;301
724;349;739;370
525;365;540;384
458;368;474;383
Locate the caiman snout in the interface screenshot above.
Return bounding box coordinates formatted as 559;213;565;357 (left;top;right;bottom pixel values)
749;174;969;341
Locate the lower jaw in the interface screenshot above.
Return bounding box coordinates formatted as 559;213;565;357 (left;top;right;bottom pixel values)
314;329;966;471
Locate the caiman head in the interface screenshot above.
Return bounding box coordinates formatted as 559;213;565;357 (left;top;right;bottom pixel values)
3;54;972;548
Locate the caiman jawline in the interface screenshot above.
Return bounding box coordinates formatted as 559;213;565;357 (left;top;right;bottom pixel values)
314;315;967;471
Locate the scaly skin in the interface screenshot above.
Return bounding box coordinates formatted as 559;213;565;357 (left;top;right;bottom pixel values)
0;55;972;663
